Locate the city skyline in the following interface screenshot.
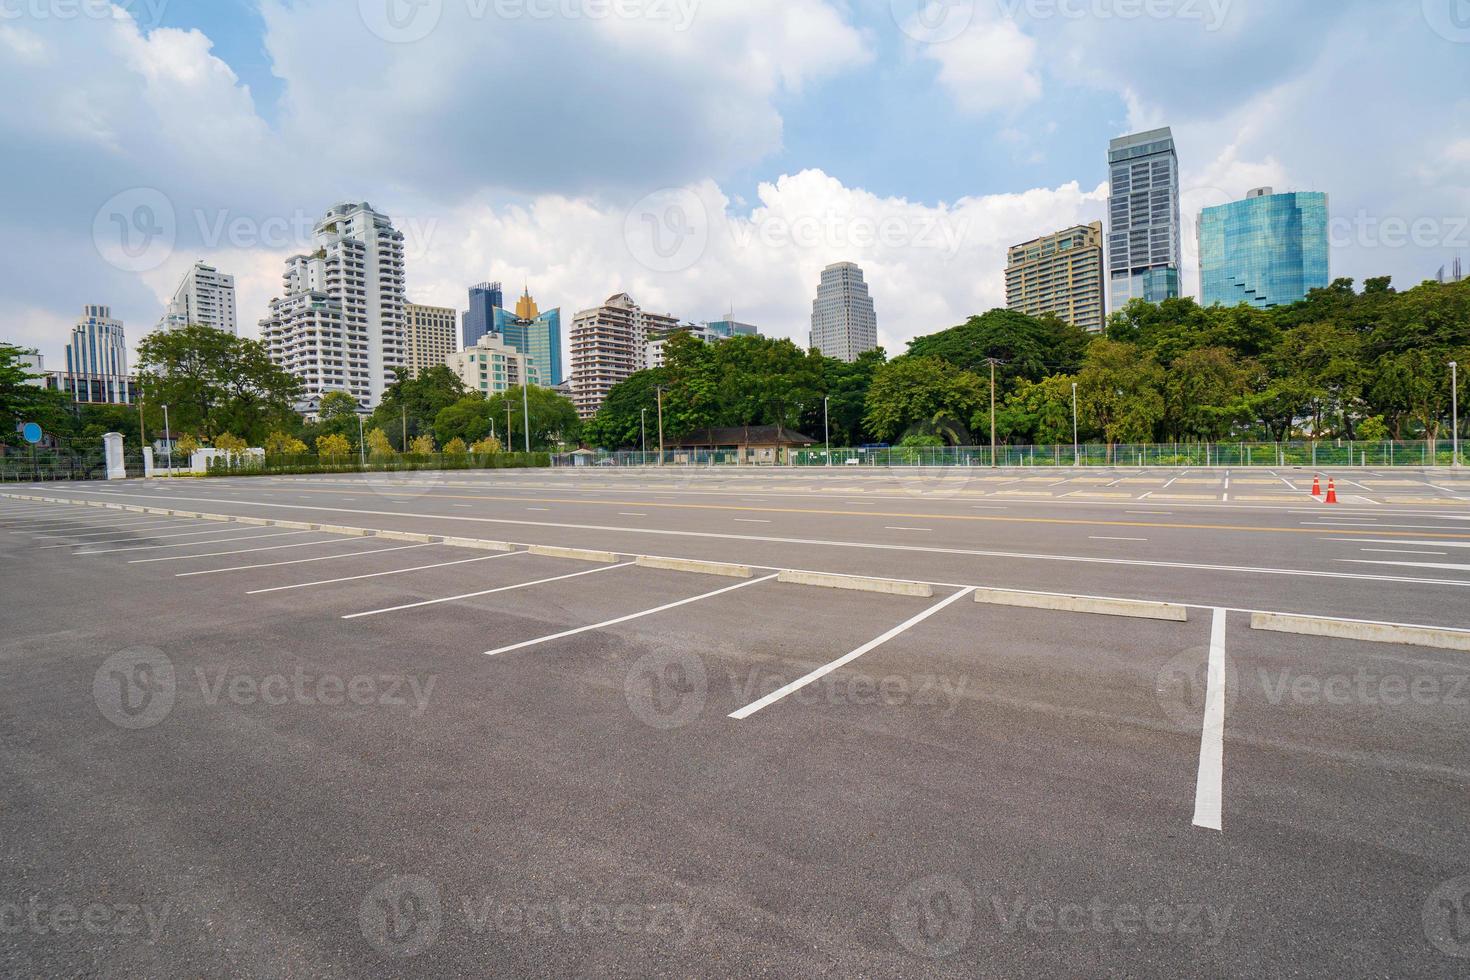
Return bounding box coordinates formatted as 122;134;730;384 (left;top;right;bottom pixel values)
6;3;1464;372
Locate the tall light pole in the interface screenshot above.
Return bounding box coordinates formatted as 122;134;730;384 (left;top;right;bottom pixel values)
521;382;531;454
985;358;1001;468
656;385;666;467
1448;359;1460;465
1072;382;1079;468
357;413;366;467
162;404;172;476
823;395;830;466
505;399;513;452
640;408;647;461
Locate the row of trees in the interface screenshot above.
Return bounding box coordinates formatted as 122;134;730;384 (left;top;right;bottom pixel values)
584;278;1470;449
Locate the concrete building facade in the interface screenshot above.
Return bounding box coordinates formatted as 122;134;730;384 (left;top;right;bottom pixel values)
810;261;878;362
446;333;540;397
259;201;407;412
404;302;459;378
1006;222;1107;332
569;292;678;419
1107;128;1182;309
63;305;133;404
158;261;237;334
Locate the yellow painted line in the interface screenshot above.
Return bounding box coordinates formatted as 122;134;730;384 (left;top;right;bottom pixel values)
212;485;1470;540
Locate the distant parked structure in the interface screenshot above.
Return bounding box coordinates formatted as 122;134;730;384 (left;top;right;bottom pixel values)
1006;222;1106;332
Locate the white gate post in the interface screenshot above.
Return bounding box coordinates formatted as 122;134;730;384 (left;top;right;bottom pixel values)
103;432;126;480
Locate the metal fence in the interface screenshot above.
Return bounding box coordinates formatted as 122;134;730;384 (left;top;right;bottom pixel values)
560;441;1468;469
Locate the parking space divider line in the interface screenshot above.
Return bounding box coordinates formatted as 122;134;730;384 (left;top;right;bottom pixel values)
482;573;779;656
346;561;635;620
1191;609;1228;832
176;543;436;577
77;530;310;556
246;551;525;594
729;587;977;720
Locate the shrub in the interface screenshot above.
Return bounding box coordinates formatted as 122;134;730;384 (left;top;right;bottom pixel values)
443;437;467;455
214;433;248;454
265;431;309;455
469;436;502;454
409;434;436;455
316;433;351;458
366;427;395;458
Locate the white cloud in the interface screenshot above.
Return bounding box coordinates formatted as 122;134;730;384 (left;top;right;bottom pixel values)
920;14;1041;115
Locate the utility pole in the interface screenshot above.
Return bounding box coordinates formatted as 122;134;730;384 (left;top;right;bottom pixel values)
357;414;366;466
506;400;513;452
162;404;172;476
138;398;146;460
656;386;666;466
401;405;407;452
641;408;647;461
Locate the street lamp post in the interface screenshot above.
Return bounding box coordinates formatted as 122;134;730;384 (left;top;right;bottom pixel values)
985;358;1001;468
640;408;647;463
1452;360;1460;467
1071;382;1079;468
824;396;830;466
656;386;666;467
162;404;172;476
357;413;366;467
522;382;531;454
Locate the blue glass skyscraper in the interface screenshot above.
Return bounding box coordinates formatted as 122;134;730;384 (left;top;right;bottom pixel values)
1108;128;1182;309
1198;188;1329;308
462;281;503;347
493;286;563;386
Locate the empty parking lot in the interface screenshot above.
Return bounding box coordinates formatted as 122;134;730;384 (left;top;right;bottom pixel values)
2;468;1469;976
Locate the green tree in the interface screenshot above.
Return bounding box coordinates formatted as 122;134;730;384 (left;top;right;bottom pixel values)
316;433;351;458
863;356;986;444
583;368;668;450
317;391;363;443
443;436;468;455
433;395;495;446
135;325;301;443
485;385;580;450
369;366;468;449
409;433;436;455
1162;347;1251;441
1075;340;1165;449
265;431;308;455
366;427;395;458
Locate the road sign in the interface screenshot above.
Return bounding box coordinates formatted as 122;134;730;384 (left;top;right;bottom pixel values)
21;422;42;445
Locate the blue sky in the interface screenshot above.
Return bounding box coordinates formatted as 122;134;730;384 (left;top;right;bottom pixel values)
3;0;1468;368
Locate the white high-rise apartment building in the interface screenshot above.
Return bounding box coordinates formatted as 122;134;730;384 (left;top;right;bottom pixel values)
569;292;679;419
260;202;406;412
157;261;237;334
403;302;458;378
810;261;878;362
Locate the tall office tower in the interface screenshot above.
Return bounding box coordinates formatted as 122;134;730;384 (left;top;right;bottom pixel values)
569;292;679;419
64;305;132;404
809;261;878;362
403;302;459;377
157;261;237;334
1199;188;1330;309
259;201;407;412
462;281;504;348
493;286;563;385
446;333;541;397
1006;222;1107;332
1107;128;1182;309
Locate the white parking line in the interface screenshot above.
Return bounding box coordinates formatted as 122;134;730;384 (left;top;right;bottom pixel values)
885;526;932;532
127;536;374;564
482;573;779;656
36;523;245;549
78;530;309;556
177;543;434;577
619;512;648;517
345;561;635;619
729;587;976;720
247;551;524;594
1192;608;1228;832
30;518;195;537
734;518;771;523
1359;548;1449;556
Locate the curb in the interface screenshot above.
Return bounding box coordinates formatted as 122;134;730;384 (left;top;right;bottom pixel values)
440;536;515;552
776;569;934;597
1250;612;1470;652
635;555;754;578
528;544;620;563
974;588;1189;622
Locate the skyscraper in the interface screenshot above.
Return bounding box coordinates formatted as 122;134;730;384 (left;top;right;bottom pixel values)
1006;222;1107;332
569;292;679;419
810;261;878;362
493;286;563;386
463;281;504;348
1107;128;1182;309
403;302;459;378
157;261;237;334
64;305;132;404
259;201;406;412
1198;188;1330;309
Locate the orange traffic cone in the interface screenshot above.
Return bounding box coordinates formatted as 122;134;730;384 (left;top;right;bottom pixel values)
1312;475;1321;496
1325;479;1338;504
